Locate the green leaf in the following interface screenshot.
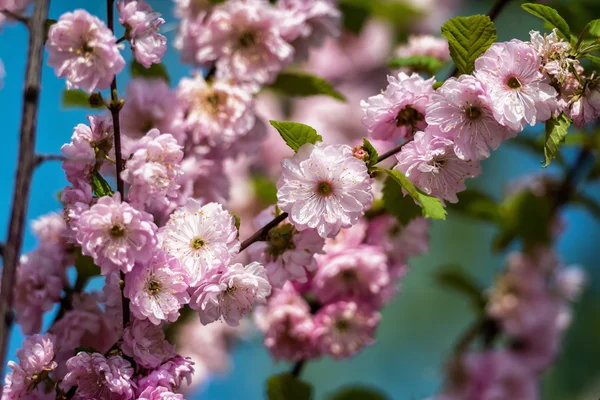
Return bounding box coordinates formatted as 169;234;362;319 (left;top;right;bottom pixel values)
572;192;600;221
447;190;501;223
584;54;600;67
269;120;323;152
380;169;447;220
269;72;345;101
62;89;103;109
90;171;114;198
588;19;600;37
130;60;170;83
441;15;497;75
230;211;241;238
252;175;278;207
266;373;312;400
338;0;371;34
361;138;379;168
543;113;571;168
436;265;486;312
521;3;571;40
432;81;444;90
381;175;422;225
328;386;389;400
388;55;445;75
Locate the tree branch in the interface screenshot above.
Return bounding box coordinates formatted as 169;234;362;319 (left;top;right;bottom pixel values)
34;153;67;167
239;212;289;252
0;0;50;378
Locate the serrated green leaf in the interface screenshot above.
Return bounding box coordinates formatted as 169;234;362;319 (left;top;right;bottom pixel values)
267;373;312;400
447;190;501;223
269;72;345;101
252;175;278;207
380;169;447;220
441;15;497;75
543;113;571;168
62;89;102;109
130;60;170;83
436;265;486;312
388;55;445;75
90;171;114;198
328;386;389;400
269;120;323;152
362;138;379;167
572;192;600;221
381;175;422;225
521;3;571;40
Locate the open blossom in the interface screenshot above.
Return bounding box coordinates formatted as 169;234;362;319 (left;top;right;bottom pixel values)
529;29;574;83
122;129;183;208
190;262;271;326
247;207;325;287
47;9;125;93
121;78;185;143
361;72;435;141
122;319;176;369
426;75;516;161
137;387;183;400
61;352;134;400
118;0;167;68
314;245;392;307
277;142;373;238
32;212;67;252
395;128;482;203
61;115;114;185
474;39;558;131
125;251;190;325
195;0;294;85
62;182;93;242
569;78;600;128
135;355;194;394
75;193;158;275
176;73;256;147
160;200;240;286
313;301;380;359
323;220;367;255
395;35;449;63
3;334;57;399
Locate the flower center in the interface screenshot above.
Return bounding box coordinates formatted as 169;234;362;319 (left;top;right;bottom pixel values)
238;31;257;48
204;91;223;114
465;105;482;120
335;318;350;332
109;224;125;238
191;237;205;250
431;157;446;169
340;269;357;282
395;105;424;131
316;181;333;197
77;42;94;57
225;284;237;295
507;76;522;90
147;279;162;295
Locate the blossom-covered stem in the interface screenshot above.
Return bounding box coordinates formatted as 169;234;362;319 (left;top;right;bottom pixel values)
239;212;290;252
0;9;29;26
106;0;130;328
0;0;49;379
291;359;306;378
377;139;413;163
34;153;67;167
445;0;513;80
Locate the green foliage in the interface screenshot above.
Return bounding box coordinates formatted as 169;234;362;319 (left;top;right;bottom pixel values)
521;3;571;40
441;15;497;75
447;190;501;223
269;120;323;152
130;60;170;83
387;56;445;75
543;113;572;168
587;19;600;37
584;54;600;67
381;175;422;225
380;169;447;220
252;175;278;207
90;171;114;198
338;0;421;35
268;71;345;101
435;265;486;313
266;373;312;400
62;89;103;109
432;81;444;90
361;138;379;168
327;386;389;400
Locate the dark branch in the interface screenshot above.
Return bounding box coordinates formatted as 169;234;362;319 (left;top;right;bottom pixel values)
34;153;67;167
377;139;413;163
291;359;306;378
239;212;289;252
0;0;50;378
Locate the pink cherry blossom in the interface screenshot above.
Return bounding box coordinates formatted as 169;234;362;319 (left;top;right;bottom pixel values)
60;352;134;400
176;73;256;147
31;212;68;257
190;262;271;326
137;386;183;400
277;142;374;238
313;301;380;359
75;193;158;275
180;155;231;205
323;219;367;255
569;78;600;128
121;129;183;208
159;199;240;286
0;0;31;27
361;72;435;141
135;355;194;394
395;35;449;64
47;9;125;93
120;78;185;143
118;0;167;68
314;245;392;308
529;29;575;83
194;0;294;84
125;251;190;325
474;39;558;131
122;319;175;369
426;75;516;161
174;0;213;19
395;128;482;203
61;182;93;243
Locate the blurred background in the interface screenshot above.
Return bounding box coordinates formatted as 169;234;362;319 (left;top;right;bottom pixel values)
1;0;599;399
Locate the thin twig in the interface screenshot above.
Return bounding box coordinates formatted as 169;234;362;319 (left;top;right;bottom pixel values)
0;0;50;379
34;153;67;167
291;359;306;378
377;139;413;163
239;212;289;252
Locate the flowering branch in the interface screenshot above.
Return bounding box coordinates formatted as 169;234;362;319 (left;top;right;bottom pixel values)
0;0;50;378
